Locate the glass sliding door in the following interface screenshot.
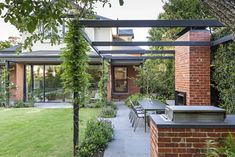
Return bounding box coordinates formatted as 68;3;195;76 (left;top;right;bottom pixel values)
25;64;73;103
44;65;64;102
33;65;44;102
113;67;128;93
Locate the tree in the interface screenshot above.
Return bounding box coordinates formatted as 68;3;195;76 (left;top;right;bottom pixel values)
148;0;212;41
0;41;11;50
0;0;123;50
135;58;175;100
0;1;123;156
201;0;235;35
61;20;91;156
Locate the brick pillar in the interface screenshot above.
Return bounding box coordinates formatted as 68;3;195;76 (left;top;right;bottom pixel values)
175;30;211;105
15;63;24;101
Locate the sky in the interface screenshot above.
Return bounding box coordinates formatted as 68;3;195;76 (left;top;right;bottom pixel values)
0;0;164;41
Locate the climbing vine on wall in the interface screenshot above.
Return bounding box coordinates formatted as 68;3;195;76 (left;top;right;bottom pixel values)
212;28;235;113
61;20;90;102
0;68;8;107
61;19;90;155
98;59;109;105
0;67;15;107
212;41;235;113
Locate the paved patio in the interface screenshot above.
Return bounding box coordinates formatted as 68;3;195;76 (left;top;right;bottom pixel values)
34;102;72;108
104;102;150;157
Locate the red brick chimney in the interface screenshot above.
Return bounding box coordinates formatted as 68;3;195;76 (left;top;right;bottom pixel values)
175;30;211;105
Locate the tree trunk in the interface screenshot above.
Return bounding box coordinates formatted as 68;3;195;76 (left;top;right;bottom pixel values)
73;92;79;157
201;0;235;35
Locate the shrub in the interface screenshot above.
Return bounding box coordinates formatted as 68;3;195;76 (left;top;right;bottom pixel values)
105;101;117;110
94;100;116;109
212;42;235;113
125;93;145;107
99;107;116;118
205;133;235;157
204;140;220;157
14;99;34;108
219;133;235;156
151;94;168;103
95;101;105;108
46;92;57;100
212;29;235;113
84;103;99;108
78;120;113;157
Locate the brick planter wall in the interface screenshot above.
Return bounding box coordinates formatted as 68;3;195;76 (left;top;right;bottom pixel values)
150;116;235;157
175;30;211;105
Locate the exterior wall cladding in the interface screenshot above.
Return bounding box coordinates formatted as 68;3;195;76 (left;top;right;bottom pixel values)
15;63;24;101
175;30;211;105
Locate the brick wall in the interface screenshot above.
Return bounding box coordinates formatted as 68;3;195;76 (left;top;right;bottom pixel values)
175;30;211;105
111;65;140;100
15;63;24;101
150;120;235;157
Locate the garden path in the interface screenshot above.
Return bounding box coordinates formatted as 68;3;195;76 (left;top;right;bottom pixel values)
104;101;150;157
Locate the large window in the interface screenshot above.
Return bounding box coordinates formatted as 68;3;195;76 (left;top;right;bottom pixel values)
45;65;64;102
33;65;44;102
113;67;128;93
25;65;72;103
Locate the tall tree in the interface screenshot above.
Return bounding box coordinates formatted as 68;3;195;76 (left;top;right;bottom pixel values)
201;0;235;35
0;0;123;50
148;0;212;41
0;0;123;156
0;41;11;50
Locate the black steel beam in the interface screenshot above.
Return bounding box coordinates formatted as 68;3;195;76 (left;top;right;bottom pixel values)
211;34;234;46
92;41;211;46
104;56;174;60
99;50;175;54
79;20;224;28
81;31;102;58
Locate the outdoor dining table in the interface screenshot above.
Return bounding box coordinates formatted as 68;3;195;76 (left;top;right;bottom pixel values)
138;99;166;132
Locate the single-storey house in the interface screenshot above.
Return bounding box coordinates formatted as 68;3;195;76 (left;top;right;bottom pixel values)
0;16;142;104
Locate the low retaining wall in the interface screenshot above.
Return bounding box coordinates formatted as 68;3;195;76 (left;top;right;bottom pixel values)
150;115;235;157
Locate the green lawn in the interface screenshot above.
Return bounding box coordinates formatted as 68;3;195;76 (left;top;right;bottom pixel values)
0;108;101;157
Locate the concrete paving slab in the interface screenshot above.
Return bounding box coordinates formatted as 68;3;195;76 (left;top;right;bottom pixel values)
104;102;150;157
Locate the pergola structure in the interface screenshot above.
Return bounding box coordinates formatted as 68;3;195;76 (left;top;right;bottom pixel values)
76;19;235;156
78;19;233;63
1;18;234;156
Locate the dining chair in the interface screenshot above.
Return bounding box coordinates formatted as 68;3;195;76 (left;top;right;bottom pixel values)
128;100;143;123
131;103;145;132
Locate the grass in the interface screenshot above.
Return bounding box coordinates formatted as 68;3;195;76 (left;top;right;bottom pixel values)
0;107;101;157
